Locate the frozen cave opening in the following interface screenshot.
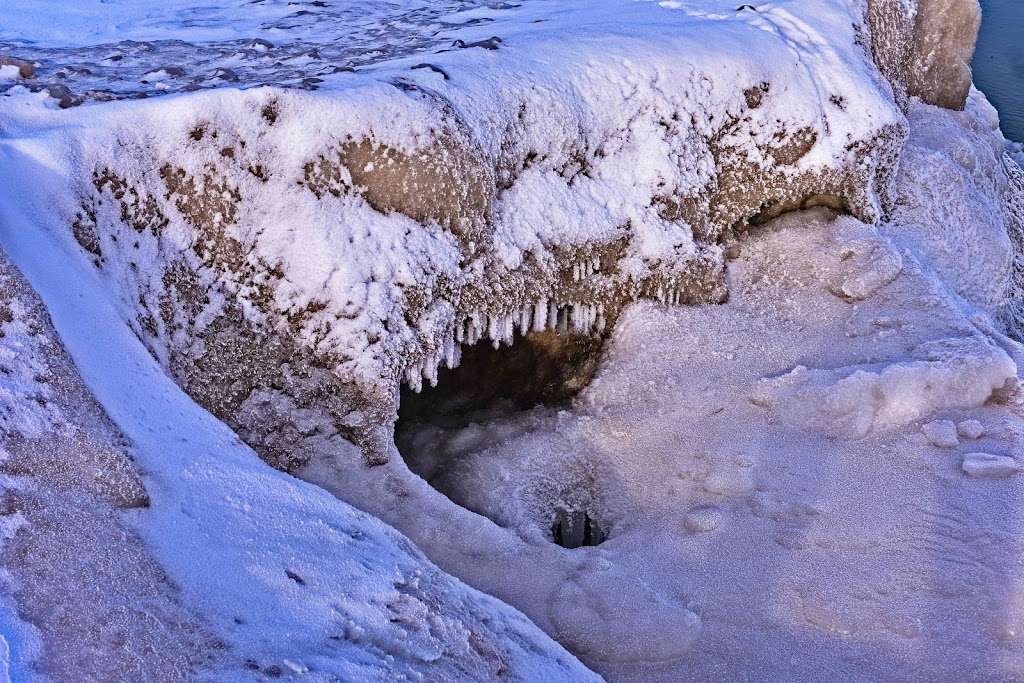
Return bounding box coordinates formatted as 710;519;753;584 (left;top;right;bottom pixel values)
395;327;609;547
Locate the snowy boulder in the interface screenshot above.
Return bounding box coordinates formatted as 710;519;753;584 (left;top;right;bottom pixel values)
825;235;903;301
922;419;959;448
957;419;985;439
50;0;909;467
961;452;1021;479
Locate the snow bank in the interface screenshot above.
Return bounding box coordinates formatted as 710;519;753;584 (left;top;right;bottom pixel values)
752;335;1015;439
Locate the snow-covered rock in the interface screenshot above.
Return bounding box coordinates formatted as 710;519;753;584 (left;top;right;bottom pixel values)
0;0;1022;680
0;185;597;683
2;0;919;467
961;452;1021;479
922;419;959;448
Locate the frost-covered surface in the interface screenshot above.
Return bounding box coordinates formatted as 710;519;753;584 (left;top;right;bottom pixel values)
0;251;219;682
2;0;915;464
2;0;1024;680
0;139;596;683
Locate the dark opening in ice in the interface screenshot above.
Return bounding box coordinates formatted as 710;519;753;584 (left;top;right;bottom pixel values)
396;328;603;438
551;508;606;549
394;328;607;535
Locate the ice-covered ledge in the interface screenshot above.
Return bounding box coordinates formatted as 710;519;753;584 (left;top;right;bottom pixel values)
2;0;928;466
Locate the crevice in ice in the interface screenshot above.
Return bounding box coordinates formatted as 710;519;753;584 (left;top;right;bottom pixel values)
551;508;606;549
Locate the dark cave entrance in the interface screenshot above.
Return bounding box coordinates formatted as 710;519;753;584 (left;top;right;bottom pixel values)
395;327;610;546
396;328;604;430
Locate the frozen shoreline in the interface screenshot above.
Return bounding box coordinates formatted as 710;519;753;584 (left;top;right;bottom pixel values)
2;0;1024;680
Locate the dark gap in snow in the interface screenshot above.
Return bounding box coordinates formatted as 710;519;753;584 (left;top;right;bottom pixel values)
551;507;606;549
397;328;603;433
395;327;606;530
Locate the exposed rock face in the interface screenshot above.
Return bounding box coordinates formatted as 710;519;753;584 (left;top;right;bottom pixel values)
908;0;981;110
865;0;982;110
0;252;221;681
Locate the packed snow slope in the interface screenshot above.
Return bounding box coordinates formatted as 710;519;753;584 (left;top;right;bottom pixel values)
4;0;1024;680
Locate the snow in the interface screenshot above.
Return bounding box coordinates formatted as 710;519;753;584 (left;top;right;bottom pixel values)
1;0;1023;679
0;121;595;681
0;0;911;467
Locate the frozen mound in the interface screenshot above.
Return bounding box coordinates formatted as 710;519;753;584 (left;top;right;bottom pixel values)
9;0;921;466
886;90;1024;322
0;228;594;680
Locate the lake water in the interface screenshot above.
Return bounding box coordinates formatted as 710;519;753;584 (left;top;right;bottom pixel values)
975;0;1024;141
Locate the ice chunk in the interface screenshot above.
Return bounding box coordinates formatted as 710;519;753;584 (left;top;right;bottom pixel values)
961;452;1020;479
684;505;723;533
956;419;985;439
922;419;959;448
752;337;1016;439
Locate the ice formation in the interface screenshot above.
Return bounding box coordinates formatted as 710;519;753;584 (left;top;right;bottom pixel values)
2;0;1024;680
3;0;924;467
0;240;595;681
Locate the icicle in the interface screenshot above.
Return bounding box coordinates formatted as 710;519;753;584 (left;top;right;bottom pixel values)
443;334;457;368
406;364;423;393
519;305;531;333
548;301;559;329
592;256;600;274
533;299;547;332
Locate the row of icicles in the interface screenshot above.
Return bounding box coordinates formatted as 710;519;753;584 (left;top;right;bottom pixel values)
403;298;607;393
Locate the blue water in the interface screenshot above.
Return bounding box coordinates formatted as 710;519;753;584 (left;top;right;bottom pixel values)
975;0;1024;141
